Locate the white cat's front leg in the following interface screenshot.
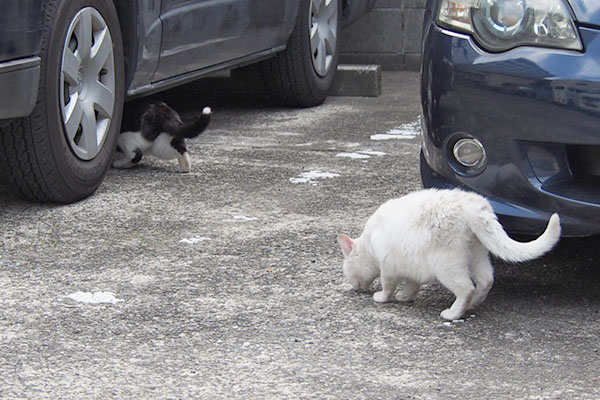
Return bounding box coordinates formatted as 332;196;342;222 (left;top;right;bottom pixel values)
177;152;191;173
396;279;420;302
373;274;400;303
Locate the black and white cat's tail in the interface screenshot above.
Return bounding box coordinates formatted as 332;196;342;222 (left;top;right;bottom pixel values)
473;212;561;263
174;107;212;139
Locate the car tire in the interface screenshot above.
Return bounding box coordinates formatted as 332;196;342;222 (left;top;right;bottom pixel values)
0;0;124;203
260;0;341;107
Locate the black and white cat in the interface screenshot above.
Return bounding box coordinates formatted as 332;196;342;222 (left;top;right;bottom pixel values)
338;189;561;320
112;101;212;172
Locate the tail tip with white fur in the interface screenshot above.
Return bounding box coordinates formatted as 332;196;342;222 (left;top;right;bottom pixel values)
548;213;561;238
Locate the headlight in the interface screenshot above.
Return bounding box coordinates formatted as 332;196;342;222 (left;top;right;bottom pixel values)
437;0;582;52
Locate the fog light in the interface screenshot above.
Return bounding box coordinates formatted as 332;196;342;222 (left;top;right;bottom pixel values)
453;138;486;168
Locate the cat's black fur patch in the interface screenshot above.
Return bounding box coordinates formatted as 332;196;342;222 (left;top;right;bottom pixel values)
121;101;181;140
132;148;143;164
171;137;187;155
121;101;210;142
140;103;184;141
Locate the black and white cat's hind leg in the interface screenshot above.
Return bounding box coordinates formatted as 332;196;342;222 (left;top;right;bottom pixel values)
172;106;212;173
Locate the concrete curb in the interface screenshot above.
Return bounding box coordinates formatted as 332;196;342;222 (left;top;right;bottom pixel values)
330;64;382;97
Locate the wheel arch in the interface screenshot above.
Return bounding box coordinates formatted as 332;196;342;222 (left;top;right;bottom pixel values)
341;0;375;28
112;0;138;92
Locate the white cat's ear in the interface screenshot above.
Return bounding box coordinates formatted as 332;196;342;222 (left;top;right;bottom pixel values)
337;234;355;256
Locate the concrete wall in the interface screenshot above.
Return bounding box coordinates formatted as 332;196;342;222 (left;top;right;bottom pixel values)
340;0;426;71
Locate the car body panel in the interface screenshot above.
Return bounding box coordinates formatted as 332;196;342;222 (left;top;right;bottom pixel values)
154;0;286;82
0;57;40;119
0;1;46;118
420;3;600;236
0;1;45;63
569;0;600;26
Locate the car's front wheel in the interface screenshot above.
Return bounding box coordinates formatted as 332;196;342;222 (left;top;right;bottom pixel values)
260;0;341;107
0;0;124;203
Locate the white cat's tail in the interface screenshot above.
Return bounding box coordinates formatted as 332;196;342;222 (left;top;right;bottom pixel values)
473;212;561;263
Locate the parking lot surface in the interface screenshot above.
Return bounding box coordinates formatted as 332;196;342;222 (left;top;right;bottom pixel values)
1;71;599;399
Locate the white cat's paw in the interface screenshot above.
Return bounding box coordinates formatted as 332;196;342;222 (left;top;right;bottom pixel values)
440;309;463;321
373;291;392;303
202;106;212;115
395;291;417;302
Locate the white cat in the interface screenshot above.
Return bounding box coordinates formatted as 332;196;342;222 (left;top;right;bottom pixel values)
337;189;561;320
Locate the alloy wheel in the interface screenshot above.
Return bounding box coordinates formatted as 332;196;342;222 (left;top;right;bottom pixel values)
309;0;338;77
60;7;116;160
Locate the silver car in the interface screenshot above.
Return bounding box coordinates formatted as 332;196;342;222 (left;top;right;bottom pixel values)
0;0;374;203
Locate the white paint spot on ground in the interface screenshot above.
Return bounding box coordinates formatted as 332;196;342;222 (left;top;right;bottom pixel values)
336;152;371;159
370;134;415;141
179;236;212;244
289;170;340;185
359;150;387;156
336;149;387;160
223;216;258;222
371;117;421;141
66;291;123;304
340;142;362;148
442;314;476;327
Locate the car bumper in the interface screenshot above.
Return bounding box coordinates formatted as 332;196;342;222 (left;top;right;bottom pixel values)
420;18;600;236
0;56;40;119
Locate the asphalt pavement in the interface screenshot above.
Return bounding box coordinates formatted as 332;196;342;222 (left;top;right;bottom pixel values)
1;71;599;399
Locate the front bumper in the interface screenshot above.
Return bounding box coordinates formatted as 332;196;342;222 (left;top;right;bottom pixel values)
420;18;600;236
0;56;40;119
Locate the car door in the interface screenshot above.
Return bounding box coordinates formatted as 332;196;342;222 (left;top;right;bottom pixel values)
153;0;284;82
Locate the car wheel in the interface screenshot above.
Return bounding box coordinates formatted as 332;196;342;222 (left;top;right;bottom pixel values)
0;0;124;203
260;0;341;107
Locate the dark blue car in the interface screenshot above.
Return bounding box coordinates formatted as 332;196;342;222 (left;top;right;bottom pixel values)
420;0;600;236
0;0;374;203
